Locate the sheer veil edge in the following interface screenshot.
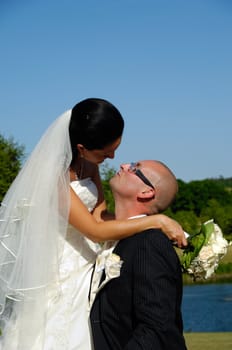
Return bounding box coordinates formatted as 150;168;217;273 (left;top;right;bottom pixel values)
0;110;72;349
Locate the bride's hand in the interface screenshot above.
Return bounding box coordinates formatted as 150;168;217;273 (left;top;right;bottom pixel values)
155;214;187;248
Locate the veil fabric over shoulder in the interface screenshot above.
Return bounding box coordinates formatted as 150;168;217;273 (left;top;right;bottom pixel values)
0;110;72;349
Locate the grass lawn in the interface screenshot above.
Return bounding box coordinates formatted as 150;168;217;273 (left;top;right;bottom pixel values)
184;332;232;350
221;244;232;263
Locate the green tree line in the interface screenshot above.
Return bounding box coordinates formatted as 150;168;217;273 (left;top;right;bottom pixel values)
0;134;24;203
101;164;232;240
1;134;231;240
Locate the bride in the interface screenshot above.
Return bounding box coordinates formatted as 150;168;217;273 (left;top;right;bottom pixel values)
0;98;186;349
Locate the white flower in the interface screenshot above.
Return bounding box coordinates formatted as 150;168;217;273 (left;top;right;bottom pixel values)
104;253;123;279
89;247;123;308
96;249;123;280
181;219;230;280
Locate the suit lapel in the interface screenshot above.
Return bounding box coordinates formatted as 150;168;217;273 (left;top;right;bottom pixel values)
89;241;122;308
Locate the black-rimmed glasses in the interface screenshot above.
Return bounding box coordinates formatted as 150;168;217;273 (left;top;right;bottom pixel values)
129;162;155;189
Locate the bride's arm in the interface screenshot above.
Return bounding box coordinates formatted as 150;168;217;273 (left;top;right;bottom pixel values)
92;200;115;221
69;188;187;247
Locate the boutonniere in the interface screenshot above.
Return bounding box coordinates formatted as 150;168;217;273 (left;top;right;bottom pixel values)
104;252;123;279
96;250;123;280
89;245;123;308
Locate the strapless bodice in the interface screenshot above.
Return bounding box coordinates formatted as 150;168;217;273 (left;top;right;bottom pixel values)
43;177;100;349
70;178;98;212
66;178;100;255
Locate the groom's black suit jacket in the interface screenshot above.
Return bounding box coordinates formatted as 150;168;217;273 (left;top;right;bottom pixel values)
90;229;187;349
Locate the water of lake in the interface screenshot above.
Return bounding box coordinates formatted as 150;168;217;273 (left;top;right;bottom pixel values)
182;283;232;332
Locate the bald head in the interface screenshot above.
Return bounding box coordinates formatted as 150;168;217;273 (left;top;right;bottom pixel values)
146;160;178;213
110;160;178;219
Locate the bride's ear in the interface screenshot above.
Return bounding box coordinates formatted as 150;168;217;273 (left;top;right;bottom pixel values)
77;144;85;157
137;188;155;201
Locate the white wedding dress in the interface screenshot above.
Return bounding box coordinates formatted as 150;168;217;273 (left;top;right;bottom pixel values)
0;112;103;350
42;178;100;350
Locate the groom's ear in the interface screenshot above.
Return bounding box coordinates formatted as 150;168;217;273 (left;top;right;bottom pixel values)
137;188;155;202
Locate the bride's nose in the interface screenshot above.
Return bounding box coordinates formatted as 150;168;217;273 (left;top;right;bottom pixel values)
106;150;115;159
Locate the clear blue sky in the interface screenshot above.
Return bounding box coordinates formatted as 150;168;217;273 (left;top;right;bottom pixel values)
1;0;231;182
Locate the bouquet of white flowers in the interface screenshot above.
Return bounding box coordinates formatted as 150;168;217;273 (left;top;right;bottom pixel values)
181;219;230;280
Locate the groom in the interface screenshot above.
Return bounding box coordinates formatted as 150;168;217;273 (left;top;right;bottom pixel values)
89;160;187;349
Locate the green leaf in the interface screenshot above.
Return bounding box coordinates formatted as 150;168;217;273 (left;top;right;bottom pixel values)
180;219;215;270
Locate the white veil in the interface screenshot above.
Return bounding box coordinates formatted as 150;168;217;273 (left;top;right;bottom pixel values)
0;110;72;349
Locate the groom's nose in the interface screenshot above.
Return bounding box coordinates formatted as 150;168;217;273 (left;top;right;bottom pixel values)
120;163;130;171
